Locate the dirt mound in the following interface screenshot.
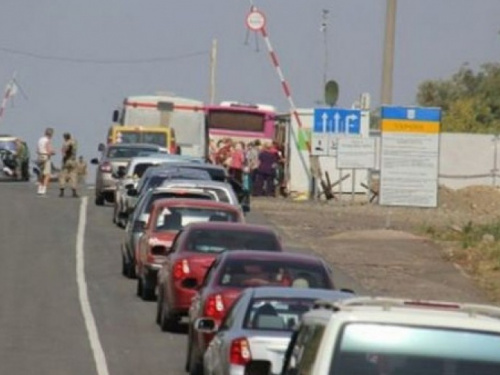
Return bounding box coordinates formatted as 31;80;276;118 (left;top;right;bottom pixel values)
439;185;500;215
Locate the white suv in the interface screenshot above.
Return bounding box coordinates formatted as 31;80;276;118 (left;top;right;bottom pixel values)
281;297;500;375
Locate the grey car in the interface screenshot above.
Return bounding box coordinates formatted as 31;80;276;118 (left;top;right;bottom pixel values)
90;143;168;205
197;287;355;375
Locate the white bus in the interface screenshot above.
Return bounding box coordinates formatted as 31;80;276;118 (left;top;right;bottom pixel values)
112;94;207;158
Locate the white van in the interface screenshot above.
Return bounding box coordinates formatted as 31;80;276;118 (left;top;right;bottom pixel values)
282;297;500;375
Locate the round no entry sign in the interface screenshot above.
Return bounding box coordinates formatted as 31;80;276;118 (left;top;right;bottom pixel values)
246;10;266;31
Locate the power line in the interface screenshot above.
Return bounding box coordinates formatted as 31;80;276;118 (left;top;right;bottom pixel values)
0;46;209;65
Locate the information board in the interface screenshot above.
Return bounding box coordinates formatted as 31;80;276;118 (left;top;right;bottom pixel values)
379;106;441;208
337;138;376;169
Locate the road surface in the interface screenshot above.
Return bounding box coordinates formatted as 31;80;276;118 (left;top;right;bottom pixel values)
0;182;363;375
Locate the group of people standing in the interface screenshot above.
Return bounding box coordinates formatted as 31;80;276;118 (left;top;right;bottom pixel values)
36;127;87;197
208;138;286;197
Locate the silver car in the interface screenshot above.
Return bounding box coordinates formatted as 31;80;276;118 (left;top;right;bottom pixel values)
113;154;203;227
197;287;354;375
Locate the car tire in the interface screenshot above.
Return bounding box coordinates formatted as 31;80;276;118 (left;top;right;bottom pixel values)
189;345;204;375
95;194;105;206
136;277;142;297
160;301;178;332
121;255;127;277
185;333;192;372
140;275;156;301
156;288;163;325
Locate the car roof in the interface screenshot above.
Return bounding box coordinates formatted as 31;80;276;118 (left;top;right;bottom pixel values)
245;287;353;300
183;222;276;233
159;179;233;189
107;143;161;150
151;198;241;211
154;161;225;172
218;250;324;264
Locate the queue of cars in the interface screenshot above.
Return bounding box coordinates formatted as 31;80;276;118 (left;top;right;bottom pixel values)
92;142;500;375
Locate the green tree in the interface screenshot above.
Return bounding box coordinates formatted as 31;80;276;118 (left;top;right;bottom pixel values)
416;63;500;133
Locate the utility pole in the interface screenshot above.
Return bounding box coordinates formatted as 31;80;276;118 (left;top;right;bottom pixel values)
381;0;397;105
209;39;218;105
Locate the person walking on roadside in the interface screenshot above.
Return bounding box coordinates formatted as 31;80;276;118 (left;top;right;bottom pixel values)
76;155;88;187
14;138;29;181
36;127;56;195
59;132;79;198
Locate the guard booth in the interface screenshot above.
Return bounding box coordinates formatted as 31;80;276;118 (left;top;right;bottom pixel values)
276;109;372;199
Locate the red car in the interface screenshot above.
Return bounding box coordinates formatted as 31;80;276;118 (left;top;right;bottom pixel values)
186;250;335;375
156;222;284;331
135;198;245;301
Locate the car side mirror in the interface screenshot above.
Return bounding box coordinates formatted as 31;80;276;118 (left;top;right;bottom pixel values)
116;166;126;179
194;318;218;333
138;213;149;225
98;143;105;152
127;188;138;197
90;158;99;165
112;109;119;123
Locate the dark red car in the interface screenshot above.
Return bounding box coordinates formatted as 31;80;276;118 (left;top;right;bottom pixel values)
135;198;245;301
156;222;284;331
185;250;335;375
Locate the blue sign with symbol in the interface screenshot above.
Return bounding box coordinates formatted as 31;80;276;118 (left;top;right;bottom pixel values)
313;108;361;135
381;106;441;122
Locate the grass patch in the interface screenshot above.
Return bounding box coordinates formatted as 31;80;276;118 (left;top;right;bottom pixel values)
420;220;500;302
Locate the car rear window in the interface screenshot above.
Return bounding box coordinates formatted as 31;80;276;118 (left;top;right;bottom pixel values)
185;229;280;253
331;323;500;375
154;207;239;231
107;146;157;159
243;298;315;331
146;192;213;212
218;259;330;289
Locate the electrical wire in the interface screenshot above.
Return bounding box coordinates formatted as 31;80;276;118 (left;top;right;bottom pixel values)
0;46;209;65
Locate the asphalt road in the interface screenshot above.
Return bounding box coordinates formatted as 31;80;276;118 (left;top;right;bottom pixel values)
0;182;363;375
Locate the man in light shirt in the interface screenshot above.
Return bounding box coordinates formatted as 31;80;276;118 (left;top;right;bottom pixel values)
36;127;56;195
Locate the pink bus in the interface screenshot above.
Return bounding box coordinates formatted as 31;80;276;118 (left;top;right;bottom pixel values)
205;101;277;147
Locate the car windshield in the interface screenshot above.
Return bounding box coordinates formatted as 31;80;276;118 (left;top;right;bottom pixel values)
107;146;158;159
154;207;238;231
185;229;280;253
143;172;211;193
0;139;16;152
218;259;329;289
330;323;500;375
243;298;315;331
132;163;156;178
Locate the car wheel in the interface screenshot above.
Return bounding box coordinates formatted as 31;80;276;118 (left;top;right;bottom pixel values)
185;332;192;372
121;255;127;277
136;277;142;297
95;194;105;206
140;275;156;301
189;344;204;375
156;286;163;325
160;300;179;332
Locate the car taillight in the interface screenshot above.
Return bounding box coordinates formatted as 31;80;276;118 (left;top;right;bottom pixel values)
100;162;112;173
204;294;225;320
230;337;251;366
173;259;190;280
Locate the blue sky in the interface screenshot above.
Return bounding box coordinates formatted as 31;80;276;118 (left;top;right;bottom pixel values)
0;0;499;163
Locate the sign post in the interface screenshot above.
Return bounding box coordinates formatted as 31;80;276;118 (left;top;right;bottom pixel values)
379;106;441;208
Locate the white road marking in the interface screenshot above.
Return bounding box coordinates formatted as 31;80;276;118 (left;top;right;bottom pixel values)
76;196;111;375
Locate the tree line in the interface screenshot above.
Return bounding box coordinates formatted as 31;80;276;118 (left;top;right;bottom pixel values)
416;62;500;133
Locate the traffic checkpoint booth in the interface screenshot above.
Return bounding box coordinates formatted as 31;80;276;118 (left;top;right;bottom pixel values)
277;108;372;199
